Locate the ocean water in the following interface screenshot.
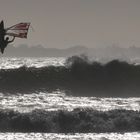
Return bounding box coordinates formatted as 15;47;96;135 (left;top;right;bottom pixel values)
0;57;140;139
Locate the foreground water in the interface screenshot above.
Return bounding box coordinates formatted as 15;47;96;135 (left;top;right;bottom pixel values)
1;92;140;139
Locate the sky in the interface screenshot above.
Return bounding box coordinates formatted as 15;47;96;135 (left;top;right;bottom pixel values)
0;0;140;48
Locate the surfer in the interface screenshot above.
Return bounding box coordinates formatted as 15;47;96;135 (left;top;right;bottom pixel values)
0;20;30;54
0;36;15;54
0;20;13;54
0;20;5;40
0;20;6;53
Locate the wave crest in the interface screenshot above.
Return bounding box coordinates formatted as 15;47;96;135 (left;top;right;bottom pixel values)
0;55;140;96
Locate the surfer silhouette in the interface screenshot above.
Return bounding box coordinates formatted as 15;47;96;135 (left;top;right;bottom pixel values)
0;20;30;54
0;36;15;54
0;20;14;54
0;20;5;53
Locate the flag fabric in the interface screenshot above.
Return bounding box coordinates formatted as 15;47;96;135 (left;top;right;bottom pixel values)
5;23;30;38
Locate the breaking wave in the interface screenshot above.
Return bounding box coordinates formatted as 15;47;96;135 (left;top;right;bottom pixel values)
0;108;140;133
0;55;140;96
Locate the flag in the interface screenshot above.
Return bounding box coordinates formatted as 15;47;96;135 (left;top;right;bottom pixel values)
6;23;30;38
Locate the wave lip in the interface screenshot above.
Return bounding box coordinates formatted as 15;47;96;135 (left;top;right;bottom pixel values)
0;109;140;133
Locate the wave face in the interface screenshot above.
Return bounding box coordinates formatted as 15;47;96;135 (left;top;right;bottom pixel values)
0;109;140;133
0;55;140;96
0;56;140;96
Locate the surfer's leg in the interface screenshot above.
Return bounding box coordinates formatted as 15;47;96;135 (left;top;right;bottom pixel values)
0;47;4;54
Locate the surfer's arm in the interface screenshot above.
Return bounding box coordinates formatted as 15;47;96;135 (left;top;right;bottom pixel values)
8;36;15;43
